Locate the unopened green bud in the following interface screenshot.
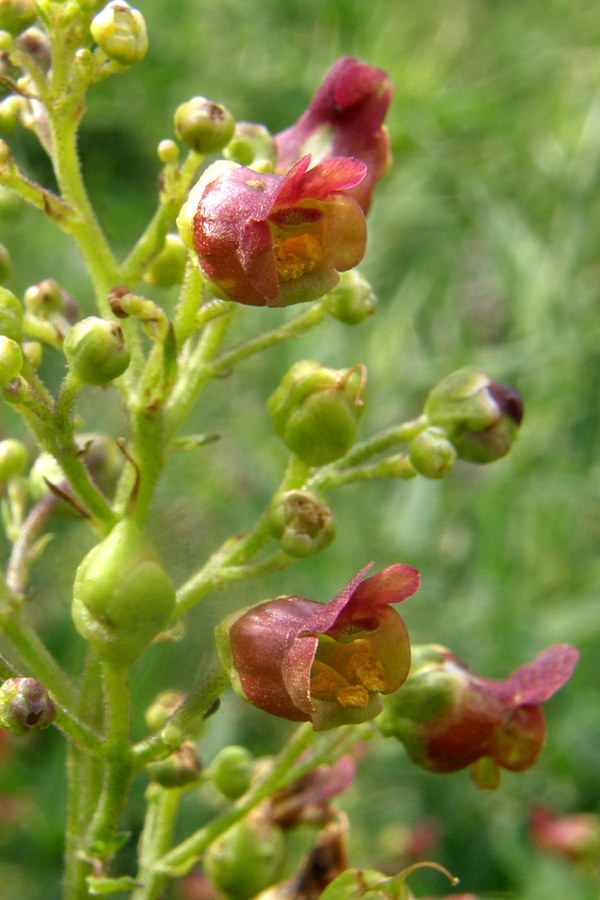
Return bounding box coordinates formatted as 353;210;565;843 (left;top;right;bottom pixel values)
64;316;130;385
0;286;23;342
145;690;183;732
325;269;377;325
72;518;176;664
28;451;64;501
15;26;51;71
0;678;56;736
204;818;287;899
209;745;254;800
90;1;148;66
0;96;23;133
0;334;22;385
268;360;366;466
0;437;28;480
148;741;202;788
143;234;188;288
423;367;524;464
408;427;456;479
174;96;235;155
0;0;36;36
223;122;276;168
24;278;65;315
157;138;179;164
22;339;42;369
0;185;22;218
271;489;336;558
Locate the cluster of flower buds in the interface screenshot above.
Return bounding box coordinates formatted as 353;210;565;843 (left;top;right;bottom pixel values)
72;517;176;664
216;563;419;731
410;366;525;474
179;57;392;308
0;677;56;736
268;360;366;466
378;643;579;788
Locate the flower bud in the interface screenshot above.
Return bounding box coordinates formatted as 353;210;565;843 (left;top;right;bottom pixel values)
408;427;457;479
0;0;36;36
15;26;51;72
325;269;377;325
0;437;28;480
28;451;64;501
268;360;366;466
174;96;236;155
64;316;130;385
157;138;179;164
209;745;254;800
143;233;188;288
0;185;23;218
72;518;176;664
0;678;56;736
0;334;23;385
423;367;524;464
0;96;23;133
24;278;65;315
379;643;579;782
148;741;202;788
145;690;183;732
223;122;277;168
204;817;287;899
270;489;336;557
22;340;42;369
90;1;148;66
0;286;23;342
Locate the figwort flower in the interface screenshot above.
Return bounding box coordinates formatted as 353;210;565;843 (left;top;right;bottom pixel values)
275;57;393;213
181;155;367;307
216;563;419;731
379;643;579;786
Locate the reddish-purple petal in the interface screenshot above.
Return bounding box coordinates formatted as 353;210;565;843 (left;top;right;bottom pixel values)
275;156;366;207
489;644;580;707
298;564;375;639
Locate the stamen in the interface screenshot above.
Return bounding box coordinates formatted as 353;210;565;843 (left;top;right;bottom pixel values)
274;234;323;281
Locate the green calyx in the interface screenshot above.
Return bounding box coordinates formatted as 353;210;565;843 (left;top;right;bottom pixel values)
174;96;236;154
268;360;366;466
64;316;130;385
0;287;23;343
204;818;287;899
72;518;176;664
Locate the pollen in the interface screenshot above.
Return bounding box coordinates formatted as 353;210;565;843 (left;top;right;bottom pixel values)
274;233;323;282
346;647;386;693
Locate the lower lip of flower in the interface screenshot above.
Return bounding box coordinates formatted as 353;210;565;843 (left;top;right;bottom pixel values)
273;232;324;282
310;638;387;710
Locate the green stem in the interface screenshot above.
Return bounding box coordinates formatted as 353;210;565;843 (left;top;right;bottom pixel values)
84;661;133;868
310;454;417;489
131;785;184;900
64;654;105;900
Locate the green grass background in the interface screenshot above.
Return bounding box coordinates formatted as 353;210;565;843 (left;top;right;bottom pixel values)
1;0;599;897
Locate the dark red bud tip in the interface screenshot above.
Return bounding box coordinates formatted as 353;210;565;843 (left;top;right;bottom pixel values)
487;381;525;425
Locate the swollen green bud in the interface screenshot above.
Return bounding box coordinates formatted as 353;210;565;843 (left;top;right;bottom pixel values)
64;316;130;385
145;690;183;732
0;334;23;385
148;741;202;788
143;233;188;288
0;96;23;134
270;489;336;557
223;122;277;168
157;138;179;164
90;1;148;66
0;286;23;342
325;269;377;325
408;427;456;479
0;0;36;36
0;678;56;736
28;451;64;501
268;360;366;466
72;518;176;664
204;818;287;899
209;745;254;800
174;96;236;154
423;367;524;464
24;278;65;315
0;438;28;480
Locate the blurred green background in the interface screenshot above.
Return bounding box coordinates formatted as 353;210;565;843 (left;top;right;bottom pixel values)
1;0;599;897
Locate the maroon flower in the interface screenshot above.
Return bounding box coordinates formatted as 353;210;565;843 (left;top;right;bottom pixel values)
379;644;579;785
184;155;367;307
216;563;420;730
275;57;393;213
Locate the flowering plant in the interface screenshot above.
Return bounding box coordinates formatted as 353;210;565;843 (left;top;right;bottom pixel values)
0;3;585;899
